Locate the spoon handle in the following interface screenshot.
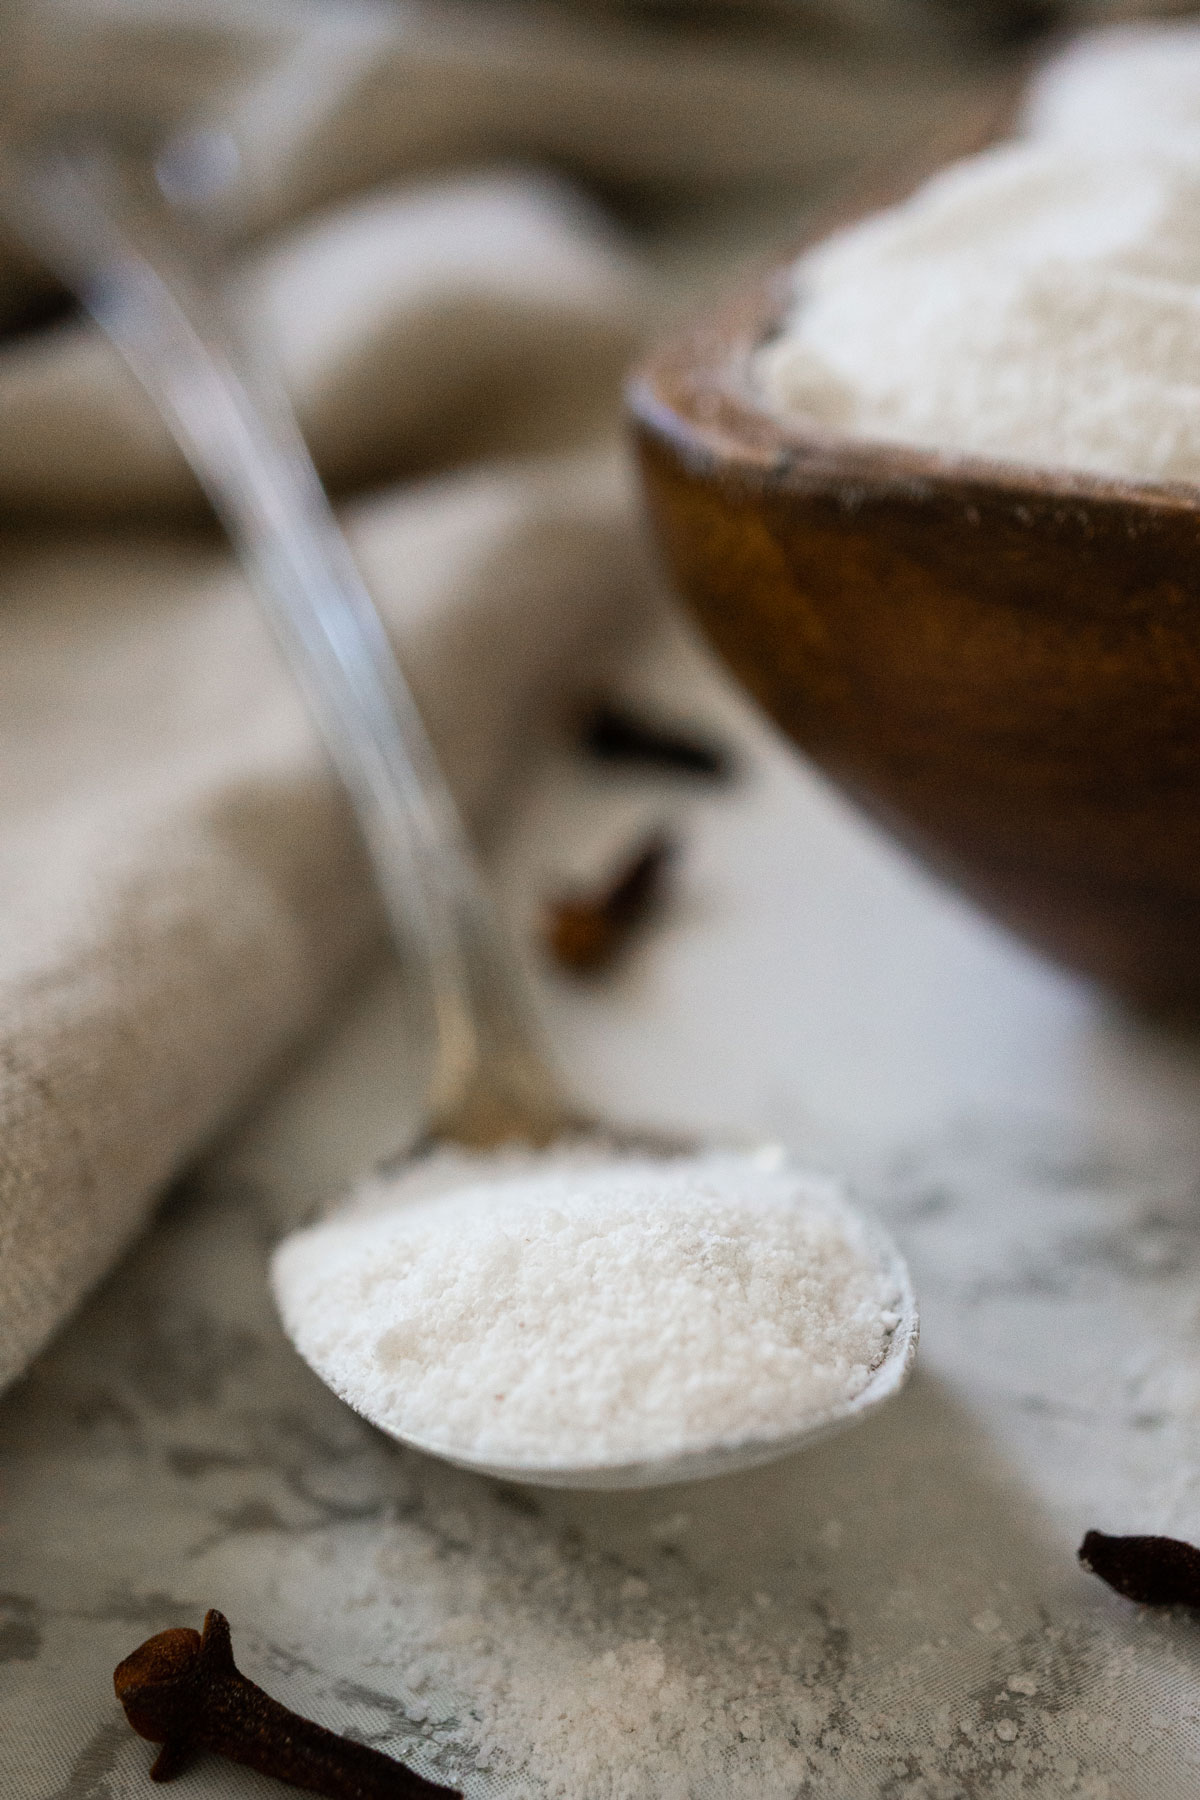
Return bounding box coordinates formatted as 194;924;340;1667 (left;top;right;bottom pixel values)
3;144;572;1146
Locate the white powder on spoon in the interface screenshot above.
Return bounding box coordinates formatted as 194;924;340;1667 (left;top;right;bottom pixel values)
271;1146;900;1472
755;22;1200;487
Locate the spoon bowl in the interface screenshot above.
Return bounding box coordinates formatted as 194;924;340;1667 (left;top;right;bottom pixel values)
271;1137;919;1490
628;110;1200;1014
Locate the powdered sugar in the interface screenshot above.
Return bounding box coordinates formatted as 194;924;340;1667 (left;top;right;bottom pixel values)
1024;21;1200;159
271;1146;900;1473
756;22;1200;487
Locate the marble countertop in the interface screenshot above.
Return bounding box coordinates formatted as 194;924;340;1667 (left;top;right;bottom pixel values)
6;610;1200;1797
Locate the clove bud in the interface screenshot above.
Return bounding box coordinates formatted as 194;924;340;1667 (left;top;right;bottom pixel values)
114;1608;459;1797
1079;1529;1200;1608
543;830;675;974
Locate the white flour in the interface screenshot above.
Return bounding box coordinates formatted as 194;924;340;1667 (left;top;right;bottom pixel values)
1024;21;1200;157
271;1146;899;1472
756;21;1200;486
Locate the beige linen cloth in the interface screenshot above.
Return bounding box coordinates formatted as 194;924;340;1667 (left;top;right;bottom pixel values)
0;0;997;1394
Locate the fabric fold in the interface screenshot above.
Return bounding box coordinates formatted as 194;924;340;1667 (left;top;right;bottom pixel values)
0;451;656;1391
0;171;644;516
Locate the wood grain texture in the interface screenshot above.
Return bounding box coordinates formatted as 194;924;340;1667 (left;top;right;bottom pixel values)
628;96;1200;1008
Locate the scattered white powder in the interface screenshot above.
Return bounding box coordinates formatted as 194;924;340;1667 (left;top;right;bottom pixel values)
271;1145;900;1472
756;21;1200;486
227;1485;850;1798
203;1443;1164;1800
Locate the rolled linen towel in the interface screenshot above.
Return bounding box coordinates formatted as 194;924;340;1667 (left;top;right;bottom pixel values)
0;170;645;517
0;449;658;1394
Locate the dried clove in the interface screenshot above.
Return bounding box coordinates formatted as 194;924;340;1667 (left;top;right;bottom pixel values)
581;704;734;781
114;1608;460;1797
544;830;675;974
1078;1529;1200;1607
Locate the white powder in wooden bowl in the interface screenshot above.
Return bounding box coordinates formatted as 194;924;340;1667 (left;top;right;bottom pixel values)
271;1146;901;1473
1023;21;1200;158
756;22;1200;486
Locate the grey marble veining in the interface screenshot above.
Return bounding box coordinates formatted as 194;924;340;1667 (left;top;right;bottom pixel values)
7;618;1200;1796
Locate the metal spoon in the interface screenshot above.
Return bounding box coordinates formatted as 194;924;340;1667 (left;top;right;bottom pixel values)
2;135;917;1488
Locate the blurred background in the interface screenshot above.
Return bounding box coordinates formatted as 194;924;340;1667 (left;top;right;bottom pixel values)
5;0;1194;385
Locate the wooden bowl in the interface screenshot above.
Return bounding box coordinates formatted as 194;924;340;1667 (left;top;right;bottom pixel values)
627;107;1200;1012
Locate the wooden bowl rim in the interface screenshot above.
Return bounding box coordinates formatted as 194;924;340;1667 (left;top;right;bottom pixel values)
627;87;1200;525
